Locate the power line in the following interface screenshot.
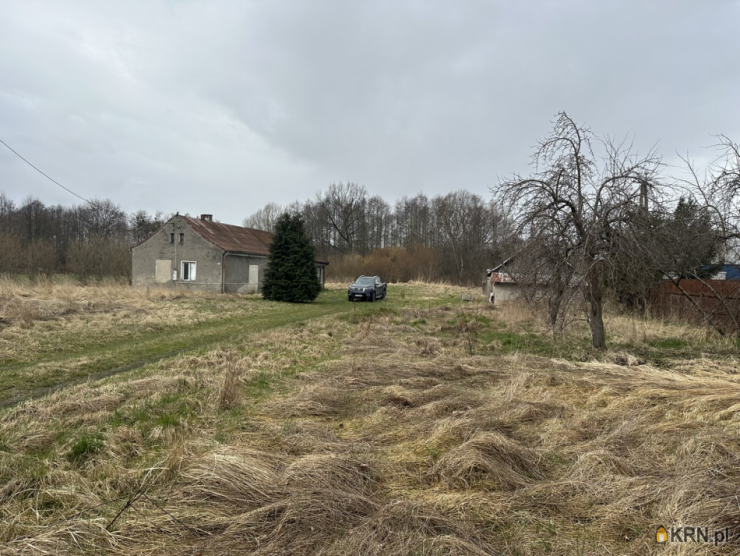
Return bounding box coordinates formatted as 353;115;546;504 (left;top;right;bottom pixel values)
0;138;92;205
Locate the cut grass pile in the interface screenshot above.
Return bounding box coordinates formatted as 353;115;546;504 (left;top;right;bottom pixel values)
1;280;739;554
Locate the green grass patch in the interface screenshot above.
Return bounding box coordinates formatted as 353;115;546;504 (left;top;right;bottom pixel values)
109;390;199;438
648;338;687;349
481;329;554;354
609;332;739;367
245;372;274;398
66;433;105;464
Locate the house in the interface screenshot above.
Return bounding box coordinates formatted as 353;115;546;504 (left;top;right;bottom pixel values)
653;263;740;331
484;257;521;303
661;264;740;282
132;214;328;293
704;264;740;280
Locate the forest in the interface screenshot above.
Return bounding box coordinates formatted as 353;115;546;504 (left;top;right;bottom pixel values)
0;194;165;278
0;187;508;284
244;185;514;284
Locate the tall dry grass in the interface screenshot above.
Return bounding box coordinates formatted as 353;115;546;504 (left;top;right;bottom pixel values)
0;277;254;366
1;285;739;554
0;276;202;326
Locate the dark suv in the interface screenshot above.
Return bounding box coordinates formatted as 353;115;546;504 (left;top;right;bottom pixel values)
347;275;387;302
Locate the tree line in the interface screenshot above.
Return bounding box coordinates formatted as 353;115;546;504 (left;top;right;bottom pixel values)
244;185;517;284
0;194;166;277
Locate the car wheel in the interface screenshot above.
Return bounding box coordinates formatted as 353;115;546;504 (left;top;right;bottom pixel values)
369;292;375;302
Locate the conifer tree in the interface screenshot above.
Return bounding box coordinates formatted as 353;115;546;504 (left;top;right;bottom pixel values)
262;213;321;302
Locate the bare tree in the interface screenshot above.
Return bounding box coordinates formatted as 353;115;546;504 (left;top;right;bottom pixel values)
649;138;740;334
510;221;578;333
434;191;497;285
130;210;167;243
243;202;287;232
316;182;368;254
494;112;662;348
365;195;391;250
0;193;16;235
679;136;740;261
82;199;127;239
394;194;434;248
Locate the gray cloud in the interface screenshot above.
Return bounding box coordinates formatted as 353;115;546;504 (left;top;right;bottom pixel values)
1;0;738;224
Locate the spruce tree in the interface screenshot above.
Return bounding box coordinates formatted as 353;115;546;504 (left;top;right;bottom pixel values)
262;213;322;302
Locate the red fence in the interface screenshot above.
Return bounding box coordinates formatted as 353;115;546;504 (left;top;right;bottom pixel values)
651;280;740;332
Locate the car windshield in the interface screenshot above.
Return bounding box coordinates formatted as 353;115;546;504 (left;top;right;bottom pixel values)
354;277;375;285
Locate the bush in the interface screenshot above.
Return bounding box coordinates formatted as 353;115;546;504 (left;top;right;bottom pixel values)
25;239;57;276
327;245;442;283
0;234;24;273
66;236;131;279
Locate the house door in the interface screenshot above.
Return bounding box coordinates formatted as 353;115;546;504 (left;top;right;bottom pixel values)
249;265;259;284
155;260;171;283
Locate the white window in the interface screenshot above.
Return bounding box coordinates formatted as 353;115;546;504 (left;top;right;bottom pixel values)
181;261;196;281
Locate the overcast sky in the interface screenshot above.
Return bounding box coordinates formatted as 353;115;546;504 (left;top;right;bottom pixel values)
1;0;739;225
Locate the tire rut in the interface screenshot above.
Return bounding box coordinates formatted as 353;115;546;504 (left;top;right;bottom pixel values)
0;303;348;410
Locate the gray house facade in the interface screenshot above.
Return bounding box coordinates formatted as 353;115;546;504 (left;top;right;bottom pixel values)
132;214;327;294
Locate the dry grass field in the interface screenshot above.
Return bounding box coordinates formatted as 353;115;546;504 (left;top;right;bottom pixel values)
1;278;739;554
0;277;352;406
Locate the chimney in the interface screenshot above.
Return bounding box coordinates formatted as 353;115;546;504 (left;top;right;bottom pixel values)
200;214;213;223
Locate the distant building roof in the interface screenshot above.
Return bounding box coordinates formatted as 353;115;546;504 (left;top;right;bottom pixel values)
489;257;515;275
491;272;516;284
488;257;516;283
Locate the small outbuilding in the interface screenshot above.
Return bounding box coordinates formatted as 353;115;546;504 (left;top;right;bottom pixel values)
132;214;328;293
484;258;520;303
